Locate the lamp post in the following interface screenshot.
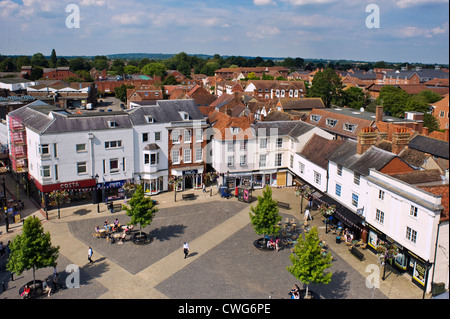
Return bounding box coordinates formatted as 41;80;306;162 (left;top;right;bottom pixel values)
95;174;100;213
2;178;9;233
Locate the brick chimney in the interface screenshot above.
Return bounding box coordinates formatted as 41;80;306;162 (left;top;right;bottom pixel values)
375;105;383;123
392;127;410;154
357;127;377;155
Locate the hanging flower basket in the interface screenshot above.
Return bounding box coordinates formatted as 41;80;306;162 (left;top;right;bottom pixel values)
318;204;335;216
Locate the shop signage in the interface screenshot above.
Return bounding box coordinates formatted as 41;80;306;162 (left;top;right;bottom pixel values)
98;180;126;189
356;207;364;216
35;178;96;193
182;169;198;175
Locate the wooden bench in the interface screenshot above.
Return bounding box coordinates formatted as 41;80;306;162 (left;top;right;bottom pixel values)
350;246;364;261
182;193;196;200
277;201;290;209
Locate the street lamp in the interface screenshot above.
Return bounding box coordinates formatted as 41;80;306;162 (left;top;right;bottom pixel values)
95;174;100;213
2;178;9;233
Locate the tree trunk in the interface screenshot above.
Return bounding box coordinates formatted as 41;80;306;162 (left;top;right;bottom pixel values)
305;285;309;299
33;265;36;287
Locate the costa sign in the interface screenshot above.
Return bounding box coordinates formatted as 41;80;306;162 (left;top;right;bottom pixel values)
34;178;96;193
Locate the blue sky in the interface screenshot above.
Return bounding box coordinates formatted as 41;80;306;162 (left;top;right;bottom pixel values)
0;0;448;64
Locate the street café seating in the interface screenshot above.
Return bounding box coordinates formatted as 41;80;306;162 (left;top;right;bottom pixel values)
182;193;196;200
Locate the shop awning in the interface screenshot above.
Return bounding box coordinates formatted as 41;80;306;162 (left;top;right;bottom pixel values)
314;193;364;231
334;206;364;231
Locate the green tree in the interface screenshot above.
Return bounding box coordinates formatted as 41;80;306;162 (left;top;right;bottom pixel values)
7;216;60;286
376;85;409;117
418;90;442;104
69;57;91;72
92;56;109;71
50;49;58;68
287;226;332;298
122;184;158;237
142;62;167;77
15;56;31;70
308;68;344;107
423;113;440;132
114;84;134;102
29;67;43;81
124;65;140;74
249;186;281;242
343;87;366;110
111;59;125;75
56;57;69;67
31;53;49;68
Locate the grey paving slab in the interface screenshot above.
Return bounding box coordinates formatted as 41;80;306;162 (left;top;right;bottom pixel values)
155;217;387;299
67;201;248;275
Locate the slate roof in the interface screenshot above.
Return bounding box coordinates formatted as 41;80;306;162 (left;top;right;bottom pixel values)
143;143;160;151
408;135;449;160
252;121;301;137
326;139;397;175
9;99;204;134
278;98;325;110
299;134;346;169
127;99;205;125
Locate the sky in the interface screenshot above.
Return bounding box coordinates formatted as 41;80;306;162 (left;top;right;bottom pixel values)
0;0;448;64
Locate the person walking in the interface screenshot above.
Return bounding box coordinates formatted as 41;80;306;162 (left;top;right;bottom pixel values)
304;208;311;222
183;242;190;259
88;247;94;264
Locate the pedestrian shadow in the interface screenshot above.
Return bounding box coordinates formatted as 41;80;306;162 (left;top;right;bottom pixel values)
187;252;198;258
73;209;91;216
150;224;187;242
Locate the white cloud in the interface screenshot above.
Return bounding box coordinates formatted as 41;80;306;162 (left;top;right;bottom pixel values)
253;0;276;5
79;0;106;6
246;25;281;39
394;22;449;38
280;0;337;5
395;0;449;8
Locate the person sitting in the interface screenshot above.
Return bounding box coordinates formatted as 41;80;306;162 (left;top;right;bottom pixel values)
268;238;276;250
21;285;31;299
119;231;127;244
95;226;100;233
114;218;119;226
43;280;52;297
289;284;300;296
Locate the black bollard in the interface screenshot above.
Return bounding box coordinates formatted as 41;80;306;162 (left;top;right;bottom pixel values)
2;282;5;292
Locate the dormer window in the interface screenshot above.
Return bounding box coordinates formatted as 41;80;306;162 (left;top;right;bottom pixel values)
179;111;189;120
108;121;118;128
146;116;155;123
230;127;240;135
310;115;321;123
343;123;357;133
326;118;338;128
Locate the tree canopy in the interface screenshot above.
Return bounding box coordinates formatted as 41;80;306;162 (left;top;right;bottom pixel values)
287;226;332;297
249;185;281;239
122;184;158;236
7;216;60;283
308;68;344;107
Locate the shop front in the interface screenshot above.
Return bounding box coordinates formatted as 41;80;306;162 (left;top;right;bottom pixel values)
367;224;432;292
224;169;291;190
171;166;204;191
97;180;127;202
31;177;97;209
